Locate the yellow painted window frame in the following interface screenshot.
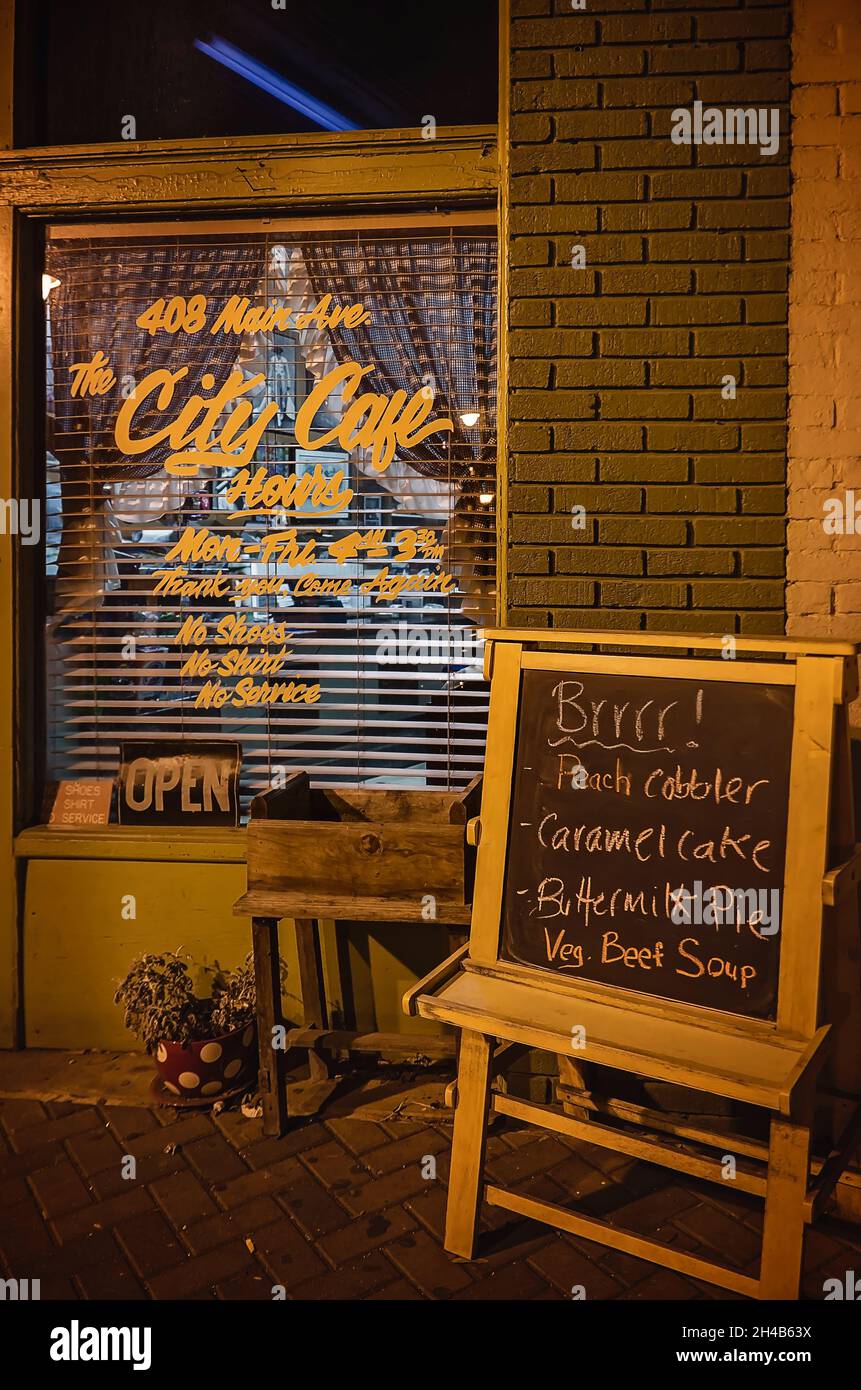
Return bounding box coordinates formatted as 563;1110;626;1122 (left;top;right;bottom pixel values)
0;3;500;1042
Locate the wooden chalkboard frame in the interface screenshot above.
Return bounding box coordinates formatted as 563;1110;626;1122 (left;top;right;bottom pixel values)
404;629;861;1299
468;634;850;1048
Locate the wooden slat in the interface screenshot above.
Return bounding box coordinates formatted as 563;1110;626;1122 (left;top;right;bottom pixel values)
485;1185;759;1298
821;846;861;906
555;1085;769;1161
16;826;247;863
414;970;829;1112
247;819;466;900
553;1082;854;1225
482;628;858;657
295;918;327;1033
402;943;469;1018
457;774;484;824
249;772;311;821
520;650;796;685
444;1029;494;1259
286;1026;455;1059
469;641;521;964
50;209;498;238
251;916;287;1137
778;657;840;1038
234;890;472;925
0;127;498;214
760;1117;812;1298
464;955;780;1043
493;1092;767;1195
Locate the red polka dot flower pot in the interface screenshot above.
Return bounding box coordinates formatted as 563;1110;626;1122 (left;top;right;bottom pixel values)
154;1021;257;1102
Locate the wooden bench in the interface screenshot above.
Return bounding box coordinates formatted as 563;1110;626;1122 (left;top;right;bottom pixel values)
234;772;480;1133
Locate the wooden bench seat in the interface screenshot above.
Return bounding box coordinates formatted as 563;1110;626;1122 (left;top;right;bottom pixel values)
410;961;830;1115
234;889;472;925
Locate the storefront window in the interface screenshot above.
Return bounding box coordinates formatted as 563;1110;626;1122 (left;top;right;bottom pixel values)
43;226;497;811
18;0;498;146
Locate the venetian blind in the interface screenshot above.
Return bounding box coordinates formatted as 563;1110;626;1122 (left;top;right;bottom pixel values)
44;227;497;810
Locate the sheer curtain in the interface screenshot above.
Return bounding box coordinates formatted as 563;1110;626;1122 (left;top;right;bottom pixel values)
300;234;498;624
300;235;497;480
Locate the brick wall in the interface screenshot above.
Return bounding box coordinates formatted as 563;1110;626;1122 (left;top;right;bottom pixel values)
504;0;792;634
786;0;861;656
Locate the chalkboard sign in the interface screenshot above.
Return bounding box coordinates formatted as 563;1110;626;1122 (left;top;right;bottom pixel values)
411;629;858;1298
500;667;794;1019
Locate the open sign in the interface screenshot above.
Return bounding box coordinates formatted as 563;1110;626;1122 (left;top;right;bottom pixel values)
118;740;241;826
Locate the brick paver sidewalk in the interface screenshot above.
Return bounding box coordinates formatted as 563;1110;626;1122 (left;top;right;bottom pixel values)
2;1097;860;1300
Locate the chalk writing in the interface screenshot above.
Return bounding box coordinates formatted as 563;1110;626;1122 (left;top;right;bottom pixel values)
501;669;793;1019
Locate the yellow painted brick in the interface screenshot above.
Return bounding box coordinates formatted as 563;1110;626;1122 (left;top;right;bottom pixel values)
793;3;861;86
794;114;861;146
837;398;861;429
793;85;839;118
793;147;841;179
835;586;861;613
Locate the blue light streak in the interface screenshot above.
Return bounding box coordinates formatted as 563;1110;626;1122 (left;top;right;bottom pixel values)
194;36;359;133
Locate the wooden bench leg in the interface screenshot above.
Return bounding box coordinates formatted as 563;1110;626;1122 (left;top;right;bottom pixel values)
759;1116;811;1299
444;1028;493;1259
295;917;330;1082
252;916;288;1137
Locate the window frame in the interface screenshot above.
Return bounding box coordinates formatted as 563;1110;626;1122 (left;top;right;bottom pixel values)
1;133;500;824
0;93;498;1051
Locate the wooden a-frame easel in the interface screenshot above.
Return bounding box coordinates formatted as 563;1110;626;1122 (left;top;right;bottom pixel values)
404;630;861;1299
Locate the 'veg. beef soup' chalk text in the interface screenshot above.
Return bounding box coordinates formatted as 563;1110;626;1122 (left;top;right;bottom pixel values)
500;669;794;1019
